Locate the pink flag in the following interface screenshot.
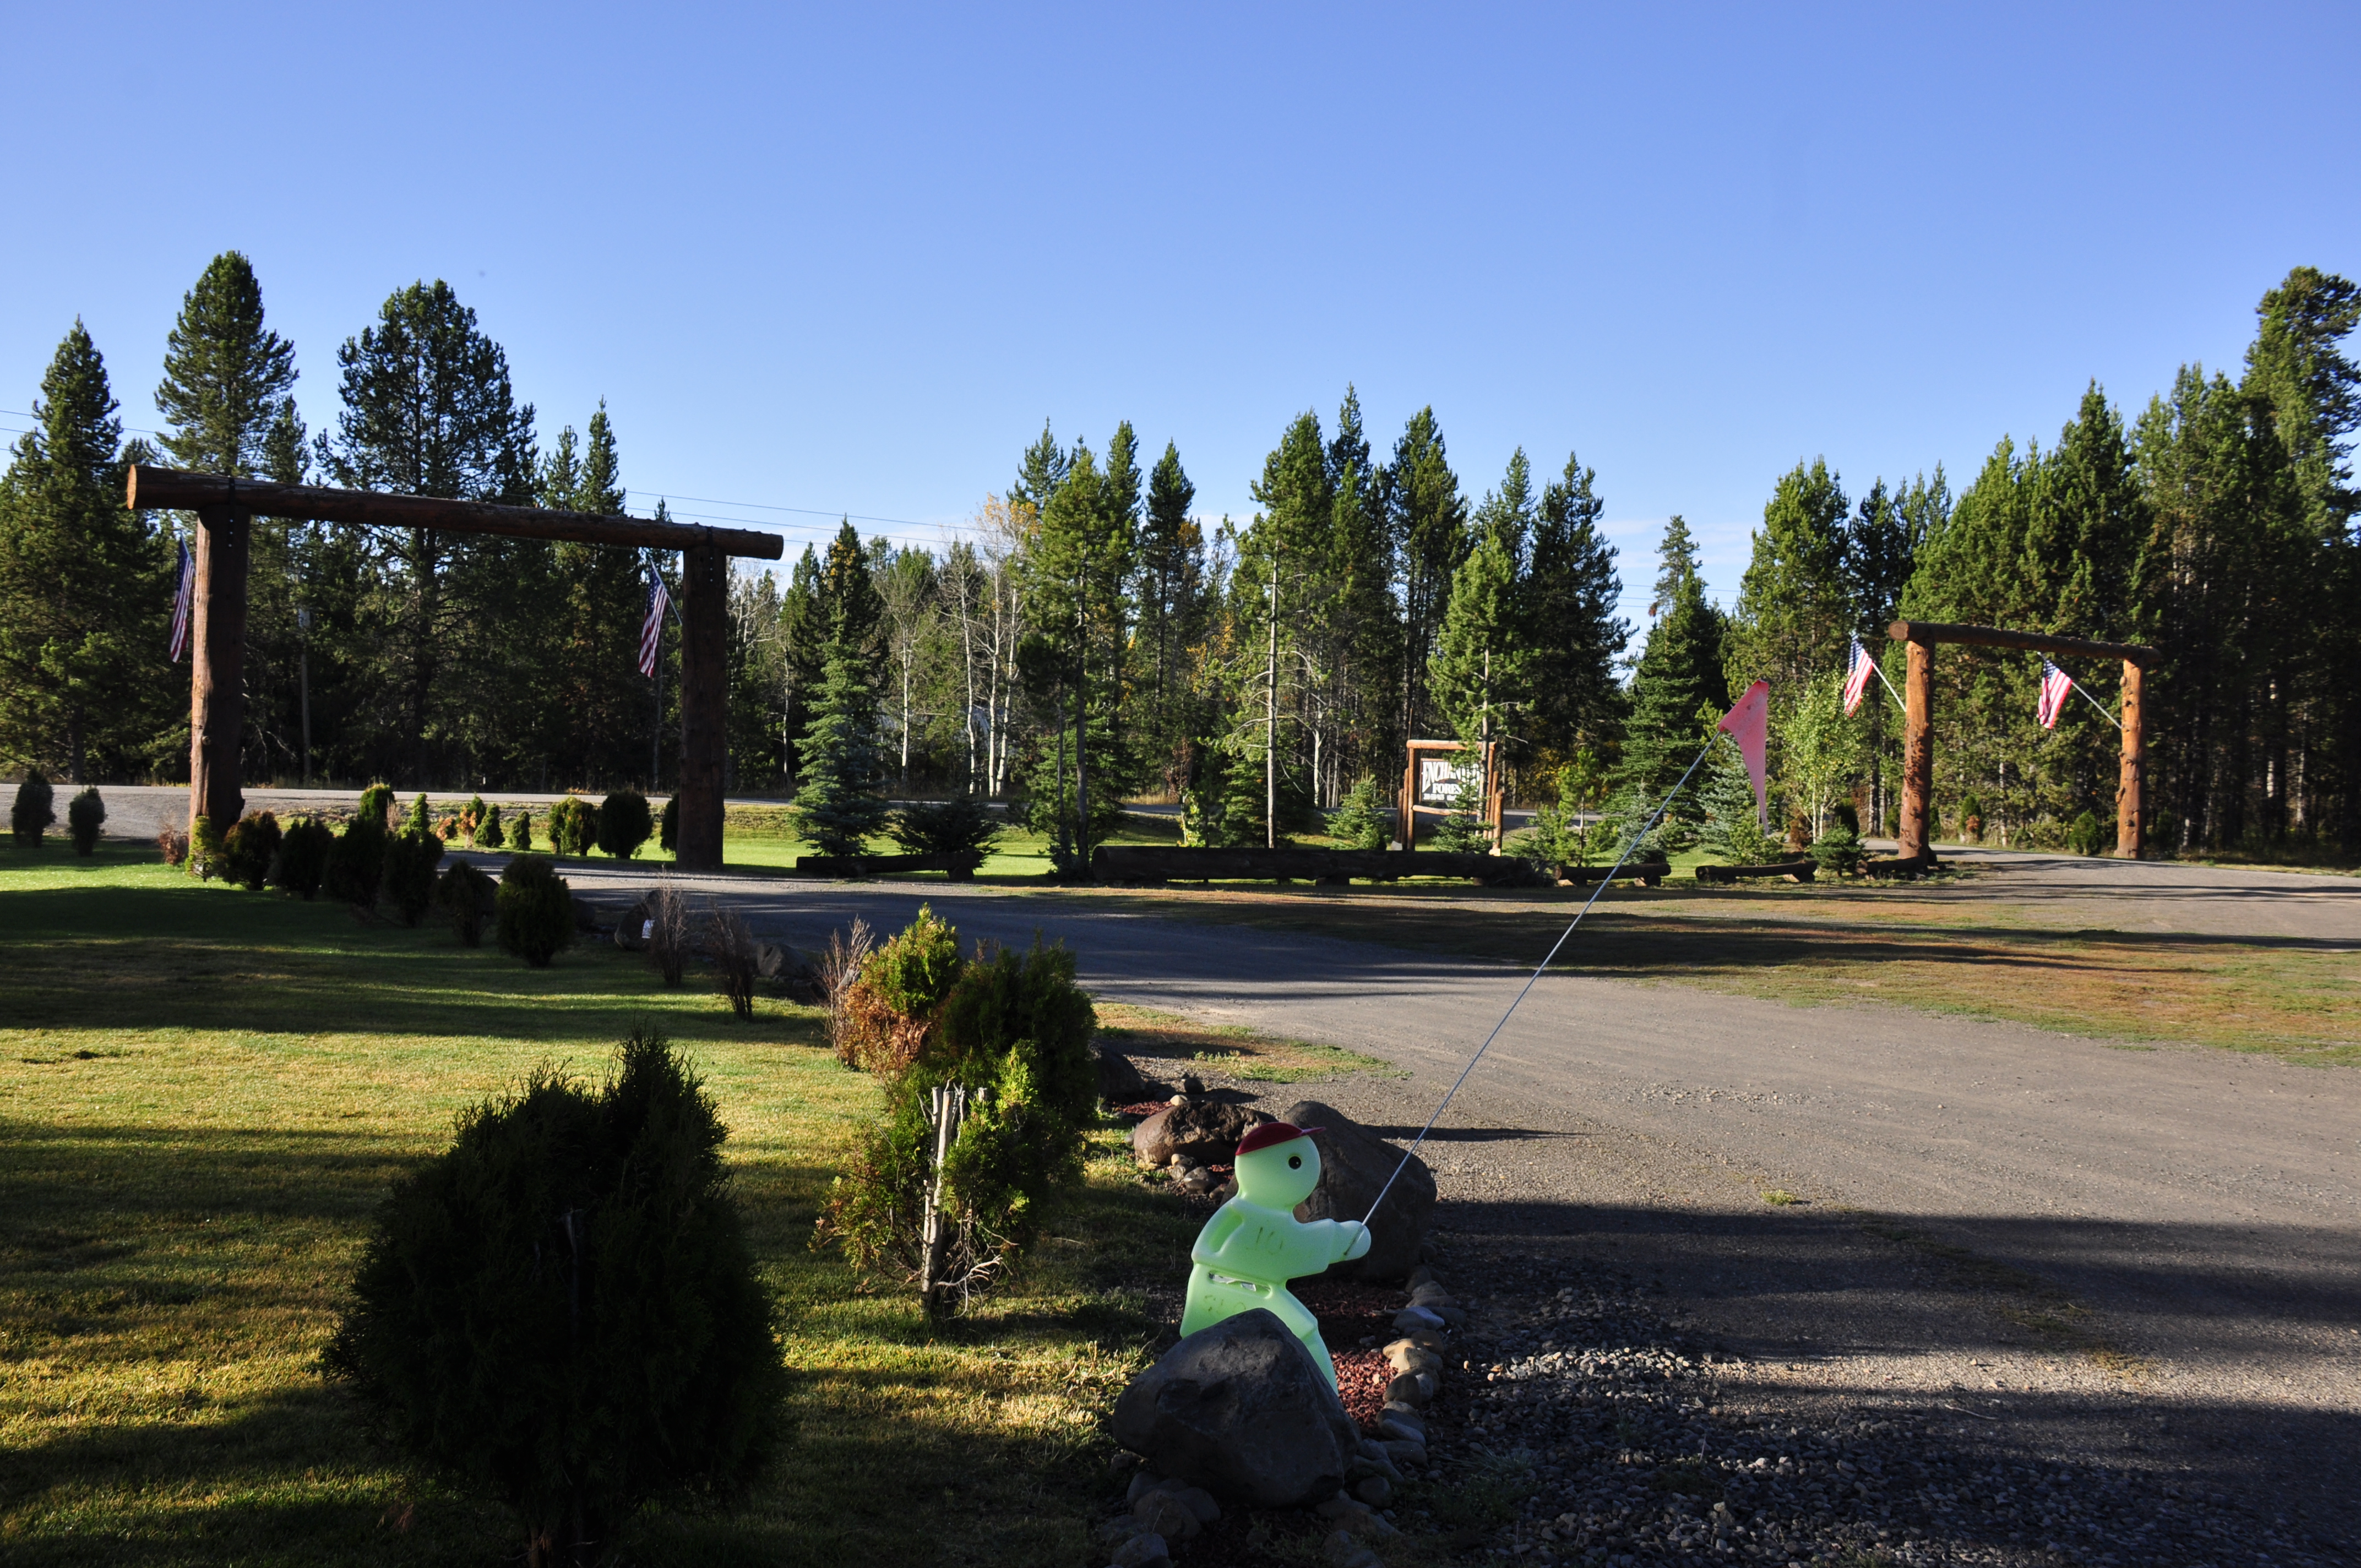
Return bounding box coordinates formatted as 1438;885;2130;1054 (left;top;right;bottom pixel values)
1717;679;1770;829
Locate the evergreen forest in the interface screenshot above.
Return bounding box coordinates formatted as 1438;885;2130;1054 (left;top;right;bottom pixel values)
2;254;2354;861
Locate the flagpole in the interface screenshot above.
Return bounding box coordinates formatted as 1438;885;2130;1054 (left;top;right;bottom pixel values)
2065;676;2118;727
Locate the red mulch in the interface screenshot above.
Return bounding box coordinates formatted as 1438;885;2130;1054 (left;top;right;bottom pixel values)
1299;1277;1403;1353
1330;1346;1392;1435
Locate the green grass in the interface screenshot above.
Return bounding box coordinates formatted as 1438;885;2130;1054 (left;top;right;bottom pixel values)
1094;1004;1405;1086
0;843;1198;1566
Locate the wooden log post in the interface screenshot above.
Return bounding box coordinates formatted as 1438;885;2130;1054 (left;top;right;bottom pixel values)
675;542;728;871
1897;635;1934;860
187;504;251;837
2117;657;2145;858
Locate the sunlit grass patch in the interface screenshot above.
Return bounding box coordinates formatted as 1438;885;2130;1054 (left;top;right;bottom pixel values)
0;843;1193;1565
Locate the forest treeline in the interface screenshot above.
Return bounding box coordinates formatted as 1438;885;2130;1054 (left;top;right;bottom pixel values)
1;255;2353;860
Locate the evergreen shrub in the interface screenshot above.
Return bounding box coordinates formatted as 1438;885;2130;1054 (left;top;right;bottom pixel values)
11;769;55;847
816;918;1097;1294
659;796;678;853
66;787;104;855
889;796;1002;858
405;793;433;838
1959;792;1985;842
436;861;496;946
275;816;333;899
2147;807;2179;854
357;782;394;829
188;815;226;880
464;794;489;846
834;905;964;1073
383;830;447;926
597;790;652;859
1430;772;1492;853
327;805;389;908
548;796;599;857
324;1029;786;1567
510;809;534;852
1325;776;1393;852
221;811;283;889
497;856;575;967
477;802;506;851
2068;810;2108;857
1810;821;1865;876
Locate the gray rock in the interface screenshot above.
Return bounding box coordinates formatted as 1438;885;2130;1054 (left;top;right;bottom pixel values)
1349;1439;1403;1484
1096;1514;1150;1547
1109;1531;1171;1568
1125;1470;1166;1506
1378;1438;1428;1470
1129;1100;1269;1170
1111;1308;1359;1508
1096;1046;1158;1106
755;941;824;1001
1277;1099;1436;1282
1392;1305;1445;1333
1165;1485;1221;1524
1386;1369;1437;1405
1377;1402;1427;1444
1132;1490;1201;1542
1354;1474;1393;1506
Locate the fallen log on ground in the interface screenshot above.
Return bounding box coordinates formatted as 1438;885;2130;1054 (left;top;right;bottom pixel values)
1091;845;1537;885
1864;850;1941;878
1555;860;1672;886
1693;858;1816;885
792;851;983;879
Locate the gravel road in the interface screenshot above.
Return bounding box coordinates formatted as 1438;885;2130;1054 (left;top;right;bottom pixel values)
527;851;2357;1559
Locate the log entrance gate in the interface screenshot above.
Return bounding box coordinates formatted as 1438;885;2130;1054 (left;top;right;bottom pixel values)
128;466;785;872
1397;737;1502;849
1886;619;2156;862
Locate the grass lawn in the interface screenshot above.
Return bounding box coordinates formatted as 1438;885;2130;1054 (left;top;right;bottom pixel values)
0;842;1204;1566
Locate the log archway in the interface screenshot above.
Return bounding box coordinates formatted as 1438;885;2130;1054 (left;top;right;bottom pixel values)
1886;619;2156;862
127;466;784;872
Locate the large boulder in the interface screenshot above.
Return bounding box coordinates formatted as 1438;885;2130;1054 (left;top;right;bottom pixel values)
1112;1309;1358;1507
1278;1099;1435;1282
1129;1100;1268;1169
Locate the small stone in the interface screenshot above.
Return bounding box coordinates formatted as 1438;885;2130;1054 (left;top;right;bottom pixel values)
1406;1265;1437;1290
1133;1490;1202;1542
1096;1513;1149;1546
1408;1281;1454;1308
1166;1485;1221;1524
1109;1450;1141;1476
1125;1470;1166;1505
1383;1340;1444;1376
1379;1439;1428;1469
1316;1494;1372;1522
1109;1531;1171;1568
1355;1474;1393;1506
1392;1305;1445;1333
1385;1370;1439;1406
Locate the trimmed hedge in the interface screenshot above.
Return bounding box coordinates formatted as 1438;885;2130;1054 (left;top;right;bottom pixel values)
497;854;575;967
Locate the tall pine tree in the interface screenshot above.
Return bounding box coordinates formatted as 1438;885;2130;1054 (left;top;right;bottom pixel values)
0;323;168;781
1525;450;1626;767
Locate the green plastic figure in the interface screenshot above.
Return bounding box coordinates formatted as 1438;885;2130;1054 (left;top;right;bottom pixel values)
1179;1120;1371;1387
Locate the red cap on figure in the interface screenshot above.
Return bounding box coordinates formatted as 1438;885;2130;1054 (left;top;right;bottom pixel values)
1236;1120;1323;1158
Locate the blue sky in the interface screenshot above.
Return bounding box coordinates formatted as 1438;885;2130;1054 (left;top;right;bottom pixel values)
3;2;2353;627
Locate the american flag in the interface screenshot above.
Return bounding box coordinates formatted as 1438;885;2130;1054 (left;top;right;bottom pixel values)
2036;659;2073;730
639;569;670;678
166;539;194;662
1842;636;1875;716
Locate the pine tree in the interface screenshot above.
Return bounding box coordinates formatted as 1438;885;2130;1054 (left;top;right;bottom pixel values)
1429;531;1528;756
319;281;538;782
1136;440;1206;791
1380;407;1467;737
1727;458;1851;708
792;624;888;858
540;402;642;785
1607;522;1727;846
0;323;168;782
1525;450;1627;765
154;252;298;477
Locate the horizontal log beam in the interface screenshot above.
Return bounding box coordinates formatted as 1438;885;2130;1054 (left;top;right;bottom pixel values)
1693;858;1816;885
1887;618;2155;666
126;466;783;560
793;852;983;880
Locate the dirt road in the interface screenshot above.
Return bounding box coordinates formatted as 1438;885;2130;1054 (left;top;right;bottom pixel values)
541;851;2357;1549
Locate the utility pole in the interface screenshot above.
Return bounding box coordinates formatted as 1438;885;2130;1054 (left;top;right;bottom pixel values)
1265;559;1279;850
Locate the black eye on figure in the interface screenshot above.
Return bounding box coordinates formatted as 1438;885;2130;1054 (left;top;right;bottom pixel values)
1288;1155;1302;1169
